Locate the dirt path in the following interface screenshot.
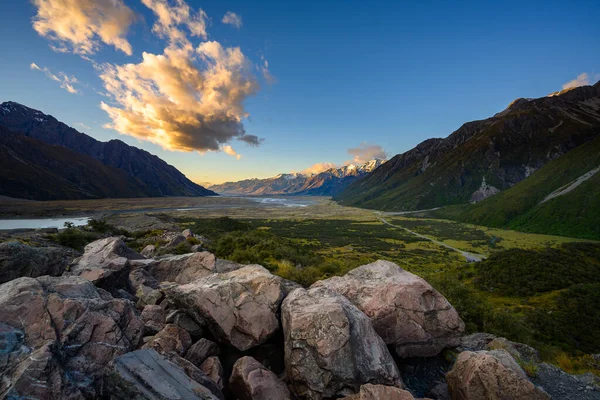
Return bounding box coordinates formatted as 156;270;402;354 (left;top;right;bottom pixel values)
377;215;486;262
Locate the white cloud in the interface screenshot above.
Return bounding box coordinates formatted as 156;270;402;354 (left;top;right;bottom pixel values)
562;73;590;90
300;162;336;174
222;11;242;29
30;62;81;94
222;144;242;160
142;0;208;45
347;143;387;164
31;0;136;55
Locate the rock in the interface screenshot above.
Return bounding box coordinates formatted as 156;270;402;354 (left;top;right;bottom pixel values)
183;228;194;238
68;237;143;292
141;244;156;258
456;332;497;352
165;265;286;351
166;310;204;340
142;324;192;356
186;338;221;367
201;356;224;390
282;286;403;399
446;350;550;400
486;337;541;363
104;349;222;399
312;260;465;358
0;240;77;284
164;233;187;248
229;356;291;400
145;251;219;284
191;244;203;252
426;381;450;400
0;275;143;398
342;384;418;399
141;305;167;335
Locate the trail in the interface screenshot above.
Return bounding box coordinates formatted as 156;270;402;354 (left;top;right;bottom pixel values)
377;215;486;262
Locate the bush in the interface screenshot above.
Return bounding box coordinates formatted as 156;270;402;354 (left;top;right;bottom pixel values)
48;226;98;252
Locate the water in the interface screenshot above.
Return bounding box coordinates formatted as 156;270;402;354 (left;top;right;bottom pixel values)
246;197;316;207
0;217;90;230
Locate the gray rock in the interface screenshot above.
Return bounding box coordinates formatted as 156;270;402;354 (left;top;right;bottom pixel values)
182;229;194;238
165;265;286;351
0;275;143;398
166;310;204;340
141;305;167;336
201;356;224;390
282;286;403;399
457;332;497;352
312;260;465;358
229;356;291;400
141;244;156;258
0;240;77;284
142;324;192;356
145;251;219;284
485;337;541;363
186;338;220;367
104;349;222;399
342;384;418;399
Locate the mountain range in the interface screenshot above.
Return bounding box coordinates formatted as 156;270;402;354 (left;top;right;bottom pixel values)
334;81;600;213
209;159;385;196
0;102;216;200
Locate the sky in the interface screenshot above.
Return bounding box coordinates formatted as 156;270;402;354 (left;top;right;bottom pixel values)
0;0;599;185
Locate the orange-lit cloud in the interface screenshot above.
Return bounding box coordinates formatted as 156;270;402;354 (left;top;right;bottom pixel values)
347;143;387;164
141;0;208;45
222;11;242;29
301;162;337;174
562;73;590;90
222;144;242;160
30;62;81;94
31;0;136;55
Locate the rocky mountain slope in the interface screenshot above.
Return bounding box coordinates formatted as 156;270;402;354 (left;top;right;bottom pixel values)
0;101;216;198
335;81;600;211
210;159;385;196
0;126;151;200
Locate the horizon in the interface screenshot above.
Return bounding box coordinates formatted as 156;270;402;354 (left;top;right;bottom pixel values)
1;0;599;185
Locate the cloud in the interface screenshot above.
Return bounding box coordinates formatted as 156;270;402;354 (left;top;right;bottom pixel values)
142;0;208;45
31;0;136;55
222;11;242;29
301;162;337;174
347;143;387;164
260;57;276;85
562;73;590;90
30;62;81;94
222;144;242;160
74;122;91;130
99;40;261;153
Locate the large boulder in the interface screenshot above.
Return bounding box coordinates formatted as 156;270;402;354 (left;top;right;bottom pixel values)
0;275;144;398
165;265;286;351
342;384;418;400
186;338;220;367
446;350;550;400
0;240;78;284
104;349;223;399
144;251;242;284
142;324;192;356
312;260;464;357
229;356;291;400
68;237;144;291
282;286;403;399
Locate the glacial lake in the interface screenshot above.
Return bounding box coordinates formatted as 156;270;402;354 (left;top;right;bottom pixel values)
0;217;90;230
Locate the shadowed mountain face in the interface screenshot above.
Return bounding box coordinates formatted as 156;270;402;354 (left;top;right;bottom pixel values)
335;82;600;211
209;159;385;196
0;126;150;200
0;102;216;198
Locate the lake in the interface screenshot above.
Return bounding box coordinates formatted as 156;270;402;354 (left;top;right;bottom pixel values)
0;217;90;230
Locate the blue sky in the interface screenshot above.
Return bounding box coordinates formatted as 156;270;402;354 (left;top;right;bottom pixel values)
0;0;599;185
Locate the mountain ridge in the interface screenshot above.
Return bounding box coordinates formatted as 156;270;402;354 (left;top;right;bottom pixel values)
0;101;216;198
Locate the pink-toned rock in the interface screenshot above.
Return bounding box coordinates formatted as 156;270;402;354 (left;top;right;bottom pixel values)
446;350;550;400
142;324;192;356
230;356;291;400
282;286;403;399
313;260;464;358
165;265;286;351
201;356;224;390
141;304;166;335
145;251;218;284
0;275;143;398
343;384;418;400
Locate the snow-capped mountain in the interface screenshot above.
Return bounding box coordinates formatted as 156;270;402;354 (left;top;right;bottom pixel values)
209;159;385;196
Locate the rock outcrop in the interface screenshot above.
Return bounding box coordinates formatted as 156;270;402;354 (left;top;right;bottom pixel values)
229;356;291;400
0;275;144;398
446;350;550;400
0;241;78;284
313;260;464;357
144;251;220;284
342;384;418;400
282;286;403;399
68;237;144;292
166;265;287;351
104;349;223;399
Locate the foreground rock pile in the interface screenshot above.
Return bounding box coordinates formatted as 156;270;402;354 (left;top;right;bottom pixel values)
0;232;584;399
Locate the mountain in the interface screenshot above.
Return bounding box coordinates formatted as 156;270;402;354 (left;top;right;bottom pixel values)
0;126;150;200
432;134;600;239
209;159;385;196
0;102;216;198
335;81;600;211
